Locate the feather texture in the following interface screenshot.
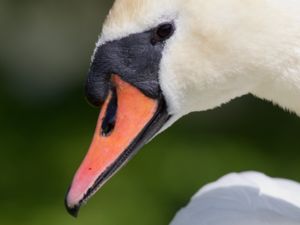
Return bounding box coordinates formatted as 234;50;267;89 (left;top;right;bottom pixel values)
170;172;300;225
97;0;300;120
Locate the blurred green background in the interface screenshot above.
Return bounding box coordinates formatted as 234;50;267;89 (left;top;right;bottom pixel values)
1;1;300;225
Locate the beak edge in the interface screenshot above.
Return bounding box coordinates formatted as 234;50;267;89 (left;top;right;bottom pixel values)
65;75;170;217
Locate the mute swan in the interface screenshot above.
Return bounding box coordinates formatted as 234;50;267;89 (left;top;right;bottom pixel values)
170;172;300;225
65;0;300;218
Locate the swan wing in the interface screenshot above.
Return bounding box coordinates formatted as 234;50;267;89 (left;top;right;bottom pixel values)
170;172;300;225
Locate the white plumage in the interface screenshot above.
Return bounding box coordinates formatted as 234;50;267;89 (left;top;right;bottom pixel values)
170;172;300;225
67;0;300;221
98;0;300;123
95;1;300;223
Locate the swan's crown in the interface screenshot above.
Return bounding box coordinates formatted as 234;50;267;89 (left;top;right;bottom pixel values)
97;0;300;118
98;0;179;46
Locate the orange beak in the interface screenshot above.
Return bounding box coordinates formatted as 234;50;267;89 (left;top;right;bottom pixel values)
65;75;169;216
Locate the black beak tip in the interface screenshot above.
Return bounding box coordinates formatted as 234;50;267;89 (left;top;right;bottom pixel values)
64;190;81;218
66;205;80;218
65;199;80;218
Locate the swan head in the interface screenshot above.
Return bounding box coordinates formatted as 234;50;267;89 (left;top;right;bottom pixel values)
65;0;274;216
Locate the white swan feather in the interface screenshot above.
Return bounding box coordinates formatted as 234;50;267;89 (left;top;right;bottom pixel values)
170;172;300;225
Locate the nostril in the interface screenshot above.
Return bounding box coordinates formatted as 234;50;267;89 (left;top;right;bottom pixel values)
101;87;118;137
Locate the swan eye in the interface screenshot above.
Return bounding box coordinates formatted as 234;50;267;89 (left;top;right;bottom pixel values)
152;23;174;44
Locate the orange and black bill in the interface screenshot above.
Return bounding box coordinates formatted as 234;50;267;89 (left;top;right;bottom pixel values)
65;75;170;217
